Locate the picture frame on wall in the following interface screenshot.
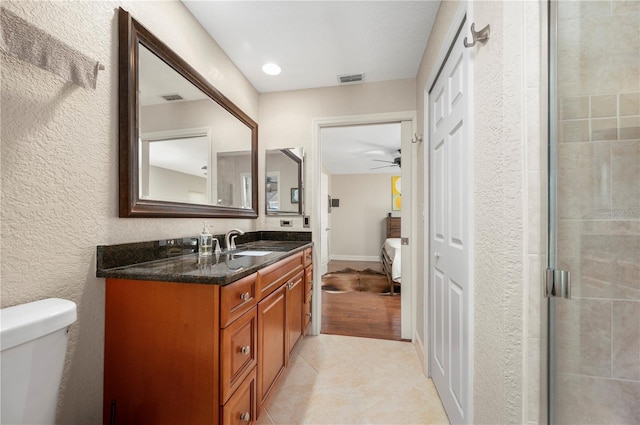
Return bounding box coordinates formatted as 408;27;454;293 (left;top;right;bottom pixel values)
392;176;401;211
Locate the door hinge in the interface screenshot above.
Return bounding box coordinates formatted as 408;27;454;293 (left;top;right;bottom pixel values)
544;268;571;299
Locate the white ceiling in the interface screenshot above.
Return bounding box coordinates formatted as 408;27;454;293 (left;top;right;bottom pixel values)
321;123;401;174
181;1;440;174
183;1;440;93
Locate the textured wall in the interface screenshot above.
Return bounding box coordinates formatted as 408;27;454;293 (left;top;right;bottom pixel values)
472;1;536;423
0;1;258;423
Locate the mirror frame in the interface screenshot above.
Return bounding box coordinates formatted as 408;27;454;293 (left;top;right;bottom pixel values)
118;8;258;218
265;148;304;216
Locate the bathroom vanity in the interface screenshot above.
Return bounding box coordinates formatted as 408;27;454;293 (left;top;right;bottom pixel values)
97;235;313;425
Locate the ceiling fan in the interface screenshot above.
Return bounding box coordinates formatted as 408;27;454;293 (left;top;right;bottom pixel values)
371;149;401;169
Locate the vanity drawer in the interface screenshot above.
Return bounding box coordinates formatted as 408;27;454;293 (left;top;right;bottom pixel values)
257;252;303;299
303;296;312;335
303;248;313;267
220;308;257;404
304;264;313;299
221;273;257;328
221;367;256;425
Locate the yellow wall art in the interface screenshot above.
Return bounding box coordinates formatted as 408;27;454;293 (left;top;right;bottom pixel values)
392;176;401;211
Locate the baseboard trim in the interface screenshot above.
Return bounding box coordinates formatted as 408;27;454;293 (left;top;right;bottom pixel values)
330;255;380;262
414;332;427;376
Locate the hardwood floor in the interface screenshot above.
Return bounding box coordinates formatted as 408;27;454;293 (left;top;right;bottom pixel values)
321;260;401;341
327;260;384;273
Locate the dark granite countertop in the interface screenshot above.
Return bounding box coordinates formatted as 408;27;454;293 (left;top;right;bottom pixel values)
97;232;312;285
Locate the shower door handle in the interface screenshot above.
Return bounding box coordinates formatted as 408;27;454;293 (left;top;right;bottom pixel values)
545;268;571;299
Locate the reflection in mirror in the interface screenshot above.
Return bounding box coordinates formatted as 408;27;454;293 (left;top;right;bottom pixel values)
138;44;254;209
266;148;304;215
140;128;210;204
118;8;258;218
217;151;252;208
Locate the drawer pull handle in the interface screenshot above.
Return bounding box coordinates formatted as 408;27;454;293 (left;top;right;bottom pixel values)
241;346;251;355
240;412;250;422
240;292;250;301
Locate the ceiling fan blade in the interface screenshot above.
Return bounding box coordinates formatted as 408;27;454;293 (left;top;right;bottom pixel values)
372;159;395;164
370;164;396;170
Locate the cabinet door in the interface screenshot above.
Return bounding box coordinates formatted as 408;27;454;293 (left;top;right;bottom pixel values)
286;271;304;355
257;285;287;408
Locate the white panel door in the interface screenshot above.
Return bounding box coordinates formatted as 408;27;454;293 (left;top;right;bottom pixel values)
429;22;471;425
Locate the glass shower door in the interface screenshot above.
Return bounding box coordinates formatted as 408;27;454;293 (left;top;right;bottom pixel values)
548;1;640;424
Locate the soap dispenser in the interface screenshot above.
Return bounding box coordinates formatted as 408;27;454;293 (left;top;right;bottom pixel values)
199;222;213;257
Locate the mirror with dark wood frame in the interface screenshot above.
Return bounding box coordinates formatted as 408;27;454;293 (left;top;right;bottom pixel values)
118;8;258;218
265;148;304;216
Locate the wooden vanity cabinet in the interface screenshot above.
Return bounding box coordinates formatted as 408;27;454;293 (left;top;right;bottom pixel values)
286;270;304;355
103;248;312;425
303;247;313;335
104;278;221;425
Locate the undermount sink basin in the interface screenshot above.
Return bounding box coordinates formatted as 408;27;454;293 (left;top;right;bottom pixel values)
233;250;273;257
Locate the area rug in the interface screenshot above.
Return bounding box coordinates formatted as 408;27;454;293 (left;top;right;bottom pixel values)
321;268;390;294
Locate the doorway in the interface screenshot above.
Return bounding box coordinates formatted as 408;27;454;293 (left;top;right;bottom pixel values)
311;112;417;341
547;2;640;423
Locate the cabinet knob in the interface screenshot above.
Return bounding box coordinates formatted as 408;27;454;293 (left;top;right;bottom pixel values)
240;346;250;355
240;412;250;422
240;292;250;301
306;312;312;317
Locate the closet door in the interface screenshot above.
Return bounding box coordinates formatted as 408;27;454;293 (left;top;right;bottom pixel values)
429;16;472;425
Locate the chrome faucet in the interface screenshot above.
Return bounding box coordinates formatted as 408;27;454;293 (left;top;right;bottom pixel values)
225;228;245;251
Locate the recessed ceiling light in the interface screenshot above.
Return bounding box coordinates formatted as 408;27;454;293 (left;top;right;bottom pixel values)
262;63;281;76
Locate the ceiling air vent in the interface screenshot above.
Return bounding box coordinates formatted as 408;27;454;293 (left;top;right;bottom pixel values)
161;93;183;101
338;73;364;84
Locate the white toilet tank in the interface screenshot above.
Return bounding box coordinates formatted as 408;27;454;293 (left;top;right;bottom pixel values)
1;298;77;425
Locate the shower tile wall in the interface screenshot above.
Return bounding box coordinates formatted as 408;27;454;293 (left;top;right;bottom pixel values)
555;1;640;424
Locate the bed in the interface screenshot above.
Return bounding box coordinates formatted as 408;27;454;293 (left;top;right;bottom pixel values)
381;217;401;295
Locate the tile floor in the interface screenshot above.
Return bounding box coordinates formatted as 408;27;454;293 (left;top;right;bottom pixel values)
257;334;450;425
